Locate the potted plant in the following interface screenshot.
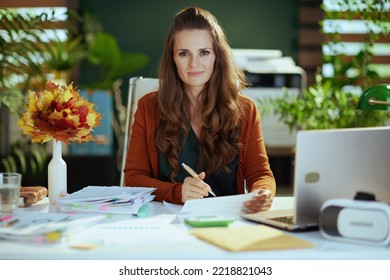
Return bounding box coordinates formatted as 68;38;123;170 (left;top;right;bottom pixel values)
258;1;390;132
41;35;87;84
85;32;149;90
0;9;60;183
0;9;88;185
259;69;388;132
69;11;149;176
0;9;49;114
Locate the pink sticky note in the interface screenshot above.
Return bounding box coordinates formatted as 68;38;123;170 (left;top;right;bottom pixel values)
0;214;13;222
100;205;109;211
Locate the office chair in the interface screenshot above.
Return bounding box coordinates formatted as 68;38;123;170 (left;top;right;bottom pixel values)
120;76;159;186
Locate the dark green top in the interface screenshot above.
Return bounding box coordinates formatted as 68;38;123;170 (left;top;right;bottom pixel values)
158;128;238;196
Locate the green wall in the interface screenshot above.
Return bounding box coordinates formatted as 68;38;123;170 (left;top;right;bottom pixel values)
74;0;299;190
79;0;299;82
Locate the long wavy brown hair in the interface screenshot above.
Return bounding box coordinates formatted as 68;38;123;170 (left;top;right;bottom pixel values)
156;6;247;181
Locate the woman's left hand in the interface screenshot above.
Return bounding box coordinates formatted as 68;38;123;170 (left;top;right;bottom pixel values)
243;189;273;213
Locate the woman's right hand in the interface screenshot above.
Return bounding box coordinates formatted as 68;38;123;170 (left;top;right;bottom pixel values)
181;172;210;203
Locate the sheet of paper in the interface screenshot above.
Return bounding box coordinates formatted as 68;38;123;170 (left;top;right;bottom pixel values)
189;225;314;252
169;192;256;214
0;212;104;242
69;214;194;246
163;201;182;213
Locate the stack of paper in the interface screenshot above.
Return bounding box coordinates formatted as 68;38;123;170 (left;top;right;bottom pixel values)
0;212;104;242
57;186;156;214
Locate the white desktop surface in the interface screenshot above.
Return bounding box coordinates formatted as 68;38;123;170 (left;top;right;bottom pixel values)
1;197;389;260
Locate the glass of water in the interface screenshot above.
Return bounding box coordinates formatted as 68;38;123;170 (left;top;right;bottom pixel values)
0;173;22;213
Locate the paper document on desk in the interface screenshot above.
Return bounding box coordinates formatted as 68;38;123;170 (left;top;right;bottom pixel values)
189;225;314;252
58;186;155;214
0;212;104;242
69;214;194;246
164;192;256;214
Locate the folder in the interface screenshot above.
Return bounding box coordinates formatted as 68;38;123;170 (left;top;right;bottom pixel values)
189;225;313;252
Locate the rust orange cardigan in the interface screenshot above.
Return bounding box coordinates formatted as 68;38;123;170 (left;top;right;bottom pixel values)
123;91;276;204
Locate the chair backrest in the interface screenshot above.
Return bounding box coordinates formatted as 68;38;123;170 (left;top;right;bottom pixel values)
120;76;159;186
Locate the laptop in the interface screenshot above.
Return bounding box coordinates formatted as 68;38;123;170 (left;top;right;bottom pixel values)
241;126;390;231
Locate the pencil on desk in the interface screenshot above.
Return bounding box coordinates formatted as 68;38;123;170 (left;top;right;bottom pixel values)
2;218;19;228
181;163;216;197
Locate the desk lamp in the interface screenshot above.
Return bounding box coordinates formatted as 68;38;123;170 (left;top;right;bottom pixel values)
357;84;390;110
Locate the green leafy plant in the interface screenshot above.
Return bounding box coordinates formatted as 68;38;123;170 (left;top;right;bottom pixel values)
43;36;87;72
40;11;87;83
266;72;387;131
82;12;149;90
0;89;24;116
0;9;54;113
258;0;390;131
1;139;47;184
0;9;64;181
85;32;149;90
79;12;149;174
0;9;86;111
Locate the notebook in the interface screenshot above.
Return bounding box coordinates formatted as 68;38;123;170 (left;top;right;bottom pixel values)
241;126;390;231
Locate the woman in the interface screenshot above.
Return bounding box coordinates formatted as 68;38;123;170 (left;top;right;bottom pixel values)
124;6;276;213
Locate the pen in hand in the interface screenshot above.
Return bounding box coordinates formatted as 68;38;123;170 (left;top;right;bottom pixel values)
181;163;216;197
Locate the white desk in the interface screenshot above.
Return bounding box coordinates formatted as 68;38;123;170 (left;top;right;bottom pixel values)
1;197;389;260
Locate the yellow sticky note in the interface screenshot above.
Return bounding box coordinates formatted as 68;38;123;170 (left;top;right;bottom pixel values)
189;225;313;252
46;231;63;242
70;243;100;250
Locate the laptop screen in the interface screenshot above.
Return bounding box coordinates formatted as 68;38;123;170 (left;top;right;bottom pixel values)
293;126;390;226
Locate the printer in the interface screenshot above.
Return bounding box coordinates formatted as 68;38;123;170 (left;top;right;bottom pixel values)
232;49;306;148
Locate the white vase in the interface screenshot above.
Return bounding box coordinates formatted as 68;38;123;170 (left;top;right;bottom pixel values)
48;139;67;204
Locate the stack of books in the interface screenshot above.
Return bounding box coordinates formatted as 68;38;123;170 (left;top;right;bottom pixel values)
57;186;156;215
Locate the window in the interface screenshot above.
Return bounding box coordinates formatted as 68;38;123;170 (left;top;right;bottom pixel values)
0;0;80;149
322;0;390;82
298;0;389;86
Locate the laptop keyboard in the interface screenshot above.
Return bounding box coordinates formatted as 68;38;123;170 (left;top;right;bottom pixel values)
269;215;295;224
